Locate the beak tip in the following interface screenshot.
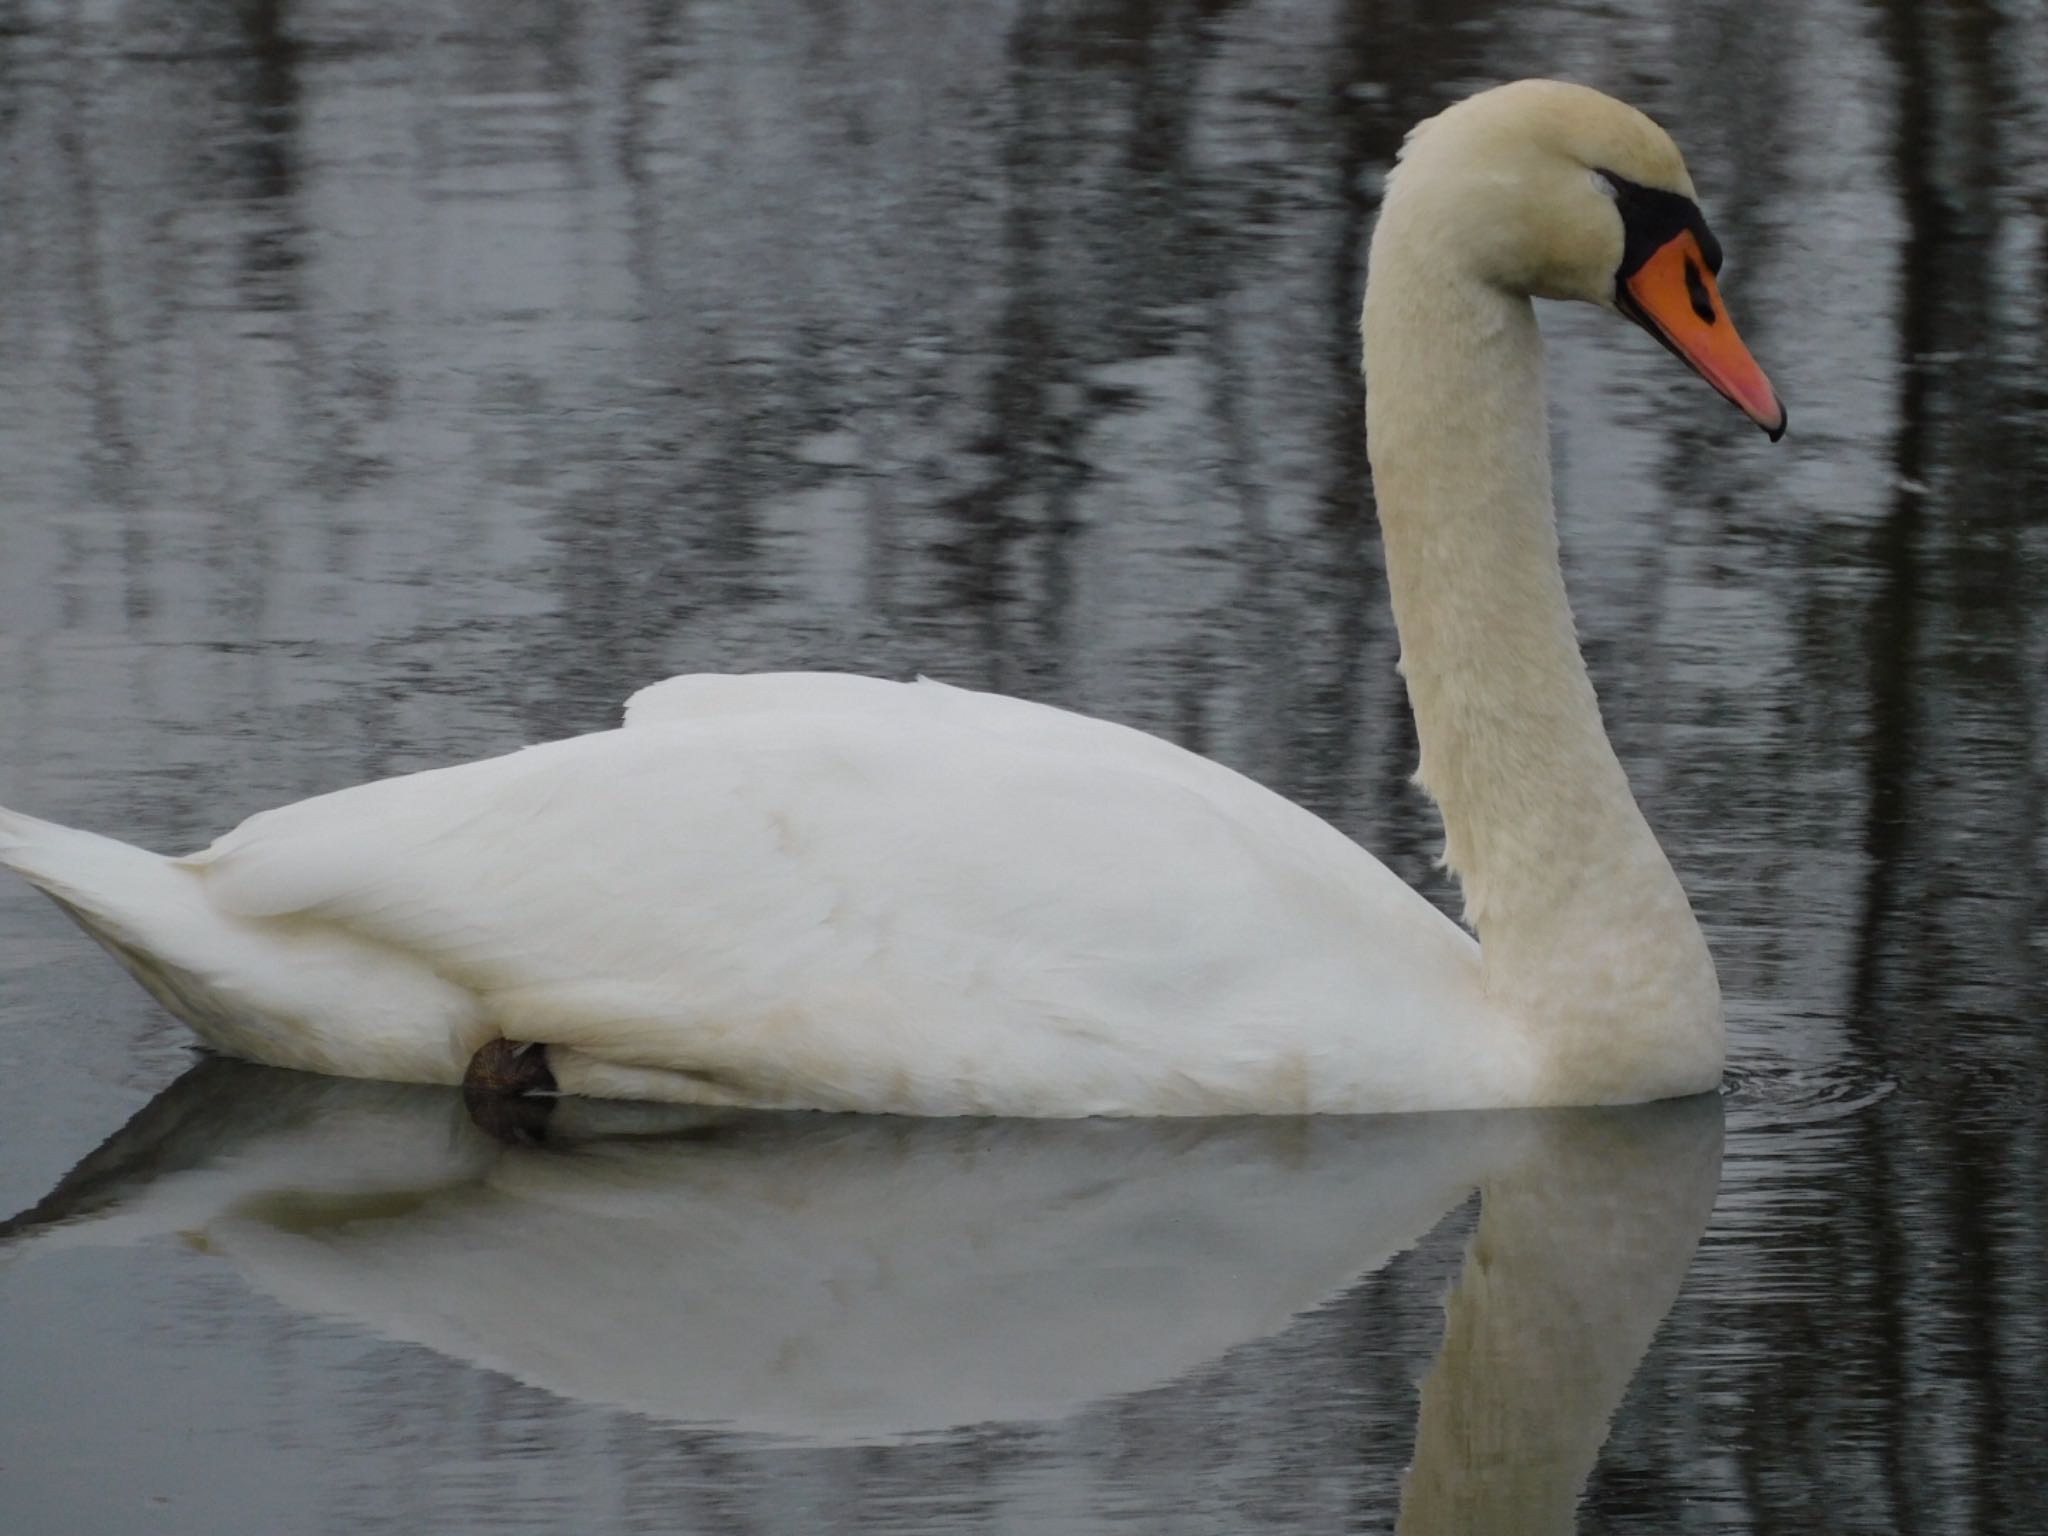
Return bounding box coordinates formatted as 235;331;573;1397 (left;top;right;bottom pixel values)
1759;400;1787;442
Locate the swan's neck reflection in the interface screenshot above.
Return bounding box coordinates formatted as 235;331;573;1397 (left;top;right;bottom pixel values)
5;1061;1719;1521
1401;1104;1721;1534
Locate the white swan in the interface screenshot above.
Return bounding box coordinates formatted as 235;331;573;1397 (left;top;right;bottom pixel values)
0;80;1783;1115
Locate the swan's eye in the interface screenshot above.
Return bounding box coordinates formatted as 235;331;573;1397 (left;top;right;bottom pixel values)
1591;169;1622;200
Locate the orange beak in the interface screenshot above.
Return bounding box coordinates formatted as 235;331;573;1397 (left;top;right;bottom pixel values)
1618;231;1786;440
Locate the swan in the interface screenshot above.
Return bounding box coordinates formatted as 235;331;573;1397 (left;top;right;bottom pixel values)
0;80;1783;1116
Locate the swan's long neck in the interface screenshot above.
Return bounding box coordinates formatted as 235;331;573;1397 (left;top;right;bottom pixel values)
1362;183;1721;1099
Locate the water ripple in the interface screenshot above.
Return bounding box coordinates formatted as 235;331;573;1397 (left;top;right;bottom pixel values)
1721;1055;1898;1131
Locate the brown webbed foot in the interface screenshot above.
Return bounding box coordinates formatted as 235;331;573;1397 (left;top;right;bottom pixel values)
463;1038;556;1097
462;1040;557;1146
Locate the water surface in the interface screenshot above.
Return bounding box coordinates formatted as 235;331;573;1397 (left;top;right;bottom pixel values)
1;1;2043;1531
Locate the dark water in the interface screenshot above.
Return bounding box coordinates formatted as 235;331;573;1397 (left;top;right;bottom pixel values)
0;1;2043;1531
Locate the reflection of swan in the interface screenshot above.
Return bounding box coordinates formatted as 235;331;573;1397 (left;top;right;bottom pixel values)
0;81;1781;1114
3;1063;1501;1439
3;1062;1718;1460
1398;1098;1721;1534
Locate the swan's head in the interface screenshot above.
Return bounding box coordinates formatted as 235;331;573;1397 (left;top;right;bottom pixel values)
1387;79;1785;439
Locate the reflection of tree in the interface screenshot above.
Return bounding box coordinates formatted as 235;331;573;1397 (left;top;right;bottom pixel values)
225;0;304;287
927;0;1229;690
1829;3;2044;1531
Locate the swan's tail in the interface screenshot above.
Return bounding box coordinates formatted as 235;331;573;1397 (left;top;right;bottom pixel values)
0;804;481;1083
0;806;193;949
0;804;248;1033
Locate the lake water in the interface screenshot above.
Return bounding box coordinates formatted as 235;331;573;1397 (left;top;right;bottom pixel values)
1;1;2043;1531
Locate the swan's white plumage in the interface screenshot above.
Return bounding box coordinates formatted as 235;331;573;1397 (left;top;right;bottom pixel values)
0;80;1774;1112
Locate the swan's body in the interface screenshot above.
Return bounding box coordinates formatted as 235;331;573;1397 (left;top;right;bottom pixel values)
0;81;1783;1114
1;674;1518;1114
